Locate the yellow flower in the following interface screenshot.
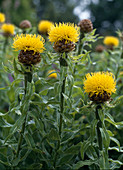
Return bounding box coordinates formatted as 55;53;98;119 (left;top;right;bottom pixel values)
48;70;57;79
103;36;119;47
0;12;5;23
2;23;14;35
49;22;79;44
38;20;54;34
84;72;116;102
13;34;45;53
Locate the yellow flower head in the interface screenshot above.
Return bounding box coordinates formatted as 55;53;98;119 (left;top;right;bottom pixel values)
13;34;45;53
49;22;79;44
38;20;54;34
84;72;116;102
0;12;5;23
103;36;119;47
48;70;57;79
2;23;14;35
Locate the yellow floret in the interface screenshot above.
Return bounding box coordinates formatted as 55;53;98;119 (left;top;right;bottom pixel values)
103;36;119;47
49;22;79;44
84;72;116;96
38;20;54;34
2;23;14;35
48;70;57;79
0;12;5;23
13;34;45;53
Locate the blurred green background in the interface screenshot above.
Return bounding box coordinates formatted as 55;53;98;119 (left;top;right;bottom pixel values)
1;0;123;35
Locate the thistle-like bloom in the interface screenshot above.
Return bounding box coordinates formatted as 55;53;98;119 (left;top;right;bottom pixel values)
103;36;119;47
84;72;116;103
13;34;45;65
48;70;57;79
49;23;79;53
13;34;45;53
0;12;5;23
2;23;14;35
38;20;54;35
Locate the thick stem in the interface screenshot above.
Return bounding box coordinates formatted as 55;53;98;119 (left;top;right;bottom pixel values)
53;55;67;169
77;32;84;56
95;105;103;151
74;32;84;74
16;72;32;158
59;77;66;136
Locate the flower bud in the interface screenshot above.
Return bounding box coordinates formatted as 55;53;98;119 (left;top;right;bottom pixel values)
78;19;93;33
19;20;32;29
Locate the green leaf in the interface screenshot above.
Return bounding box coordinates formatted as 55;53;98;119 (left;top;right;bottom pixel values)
39;89;48;96
28;163;42;169
65;144;80;154
80;140;90;160
73;160;98;169
24;133;35;148
99;150;109;170
13;58;23;74
90;119;98;142
86;146;98;160
58;154;74;166
0;112;9;117
0;160;10;166
109;159;123;165
100;128;110;149
0;117;12;127
48;129;60;141
110;137;120;150
2;63;12;73
107;130;114;137
5;115;26;143
73;85;84;98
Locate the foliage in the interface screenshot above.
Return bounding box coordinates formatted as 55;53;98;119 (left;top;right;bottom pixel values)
0;20;123;170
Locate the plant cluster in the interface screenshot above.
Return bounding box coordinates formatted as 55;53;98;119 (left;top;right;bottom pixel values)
0;15;123;170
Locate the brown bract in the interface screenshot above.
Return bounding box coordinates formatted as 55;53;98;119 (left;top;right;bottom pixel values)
53;39;75;53
18;50;41;65
89;91;111;103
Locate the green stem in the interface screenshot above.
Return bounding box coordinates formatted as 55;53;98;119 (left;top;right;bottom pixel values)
53;55;67;169
77;32;84;56
3;37;8;53
121;41;123;59
95;105;103;151
16;116;27;158
74;32;84;74
16;72;31;158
